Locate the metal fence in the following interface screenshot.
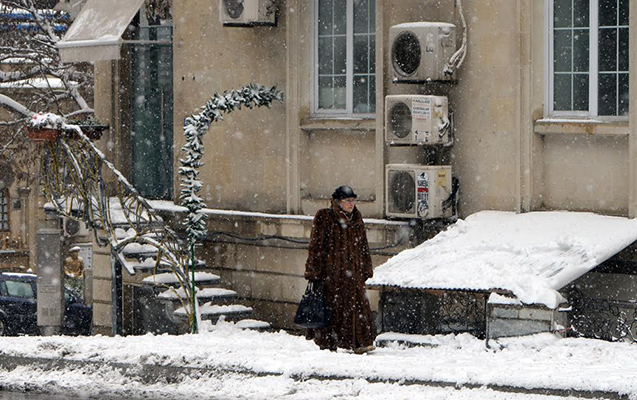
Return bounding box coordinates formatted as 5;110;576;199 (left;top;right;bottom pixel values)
568;288;637;343
380;290;487;338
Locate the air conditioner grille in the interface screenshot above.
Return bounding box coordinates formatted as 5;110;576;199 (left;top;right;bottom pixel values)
389;102;412;139
392;31;421;76
388;170;415;214
223;0;245;19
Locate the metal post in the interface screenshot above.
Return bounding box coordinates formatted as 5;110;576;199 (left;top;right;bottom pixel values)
36;228;63;335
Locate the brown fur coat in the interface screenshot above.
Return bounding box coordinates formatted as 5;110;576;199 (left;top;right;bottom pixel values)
304;199;376;350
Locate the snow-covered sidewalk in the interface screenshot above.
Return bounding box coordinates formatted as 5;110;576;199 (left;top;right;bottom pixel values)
0;325;635;399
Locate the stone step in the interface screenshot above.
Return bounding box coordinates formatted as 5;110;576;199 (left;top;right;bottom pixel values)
173;303;253;322
374;332;439;349
157;287;236;303
234;319;271;331
122;257;172;273
121;242;159;257
206;319;271;332
142;272;221;287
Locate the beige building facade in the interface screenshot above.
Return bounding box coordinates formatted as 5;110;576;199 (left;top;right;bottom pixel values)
57;0;637;333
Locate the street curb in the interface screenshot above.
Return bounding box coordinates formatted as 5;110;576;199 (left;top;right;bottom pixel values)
0;355;630;399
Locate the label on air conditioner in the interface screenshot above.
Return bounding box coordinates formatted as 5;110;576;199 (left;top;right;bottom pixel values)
417;171;429;216
412;98;432;143
412;98;432;120
436;170;447;186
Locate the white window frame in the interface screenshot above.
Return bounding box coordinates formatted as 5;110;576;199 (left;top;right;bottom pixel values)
312;0;375;119
545;0;628;120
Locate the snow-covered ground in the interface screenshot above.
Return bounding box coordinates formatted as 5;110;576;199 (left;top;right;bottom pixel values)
0;325;636;399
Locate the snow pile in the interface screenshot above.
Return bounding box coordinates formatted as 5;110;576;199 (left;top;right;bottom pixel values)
1;330;637;399
30;112;64;130
368;211;637;308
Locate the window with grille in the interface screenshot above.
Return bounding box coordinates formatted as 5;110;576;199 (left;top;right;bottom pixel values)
0;189;8;231
549;0;629;117
314;0;376;117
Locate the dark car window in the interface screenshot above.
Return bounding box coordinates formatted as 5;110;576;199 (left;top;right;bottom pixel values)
0;281;6;296
5;280;35;299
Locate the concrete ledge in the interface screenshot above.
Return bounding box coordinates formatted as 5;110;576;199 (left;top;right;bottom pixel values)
0;355;628;399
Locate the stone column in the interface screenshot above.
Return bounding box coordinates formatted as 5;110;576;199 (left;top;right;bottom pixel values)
36;227;63;336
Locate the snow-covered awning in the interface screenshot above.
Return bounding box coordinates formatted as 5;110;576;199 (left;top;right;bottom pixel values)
367;211;637;308
56;0;145;62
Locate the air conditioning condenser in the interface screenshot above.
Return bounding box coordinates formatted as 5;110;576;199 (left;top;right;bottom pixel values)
385;95;450;145
219;0;277;26
386;164;453;219
390;22;456;83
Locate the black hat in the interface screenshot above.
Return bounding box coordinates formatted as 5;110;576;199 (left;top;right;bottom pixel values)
332;185;358;200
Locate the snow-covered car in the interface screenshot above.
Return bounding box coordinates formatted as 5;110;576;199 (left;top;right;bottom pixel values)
0;272;92;336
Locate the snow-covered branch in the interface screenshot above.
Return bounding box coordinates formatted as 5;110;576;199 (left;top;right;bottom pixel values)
0;94;34;117
0;0;94;169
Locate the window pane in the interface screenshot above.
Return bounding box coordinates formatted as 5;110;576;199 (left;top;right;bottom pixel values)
619;27;629;71
318;0;333;35
318;76;334;109
619;0;629;25
353;75;369;113
574;0;590;27
370;35;375;73
554;74;572;110
334;0;346;35
598;28;617;72
554;0;572;28
130;28;174;200
369;74;376;113
5;281;34;299
318;37;333;74
334;75;346;109
573;29;589;72
353;35;369;74
554;30;572;72
573;73;589;110
353;0;369;33
334;36;347;74
598;73;617;115
618;73;629;115
599;0;617;26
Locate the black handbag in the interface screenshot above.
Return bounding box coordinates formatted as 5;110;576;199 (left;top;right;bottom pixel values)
294;280;330;329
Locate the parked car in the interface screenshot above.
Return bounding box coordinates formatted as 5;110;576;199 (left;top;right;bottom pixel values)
0;272;92;336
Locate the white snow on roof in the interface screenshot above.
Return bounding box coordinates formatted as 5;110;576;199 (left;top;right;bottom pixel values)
367;211;637;308
59;0;144;45
488;293;523;306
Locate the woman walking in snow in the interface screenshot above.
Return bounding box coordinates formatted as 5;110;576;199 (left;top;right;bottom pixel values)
304;185;376;353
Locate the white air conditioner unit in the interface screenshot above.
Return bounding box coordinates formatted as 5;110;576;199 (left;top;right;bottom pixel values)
220;0;277;26
386;164;453;219
62;217;89;237
390;22;456;83
385;95;450;145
